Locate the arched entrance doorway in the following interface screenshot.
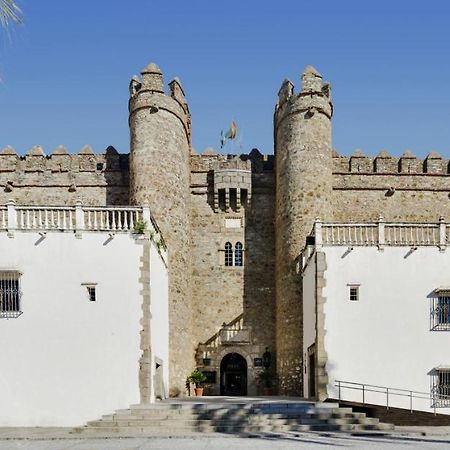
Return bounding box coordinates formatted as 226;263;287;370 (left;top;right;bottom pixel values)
220;353;247;396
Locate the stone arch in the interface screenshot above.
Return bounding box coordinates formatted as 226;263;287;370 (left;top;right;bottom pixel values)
220;352;247;396
216;346;258;396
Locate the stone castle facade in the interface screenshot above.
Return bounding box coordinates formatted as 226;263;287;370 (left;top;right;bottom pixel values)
2;62;450;396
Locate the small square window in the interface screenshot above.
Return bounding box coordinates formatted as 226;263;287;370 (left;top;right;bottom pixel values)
82;283;98;302
87;286;96;302
348;284;360;302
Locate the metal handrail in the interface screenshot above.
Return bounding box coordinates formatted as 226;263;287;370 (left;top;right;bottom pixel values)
335;379;450;415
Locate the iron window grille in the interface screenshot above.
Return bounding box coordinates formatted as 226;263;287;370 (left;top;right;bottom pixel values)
431;369;450;408
431;291;450;330
348;284;360;302
87;286;96;302
82;283;98;302
224;241;244;267
234;242;243;266
0;271;22;318
224;242;233;266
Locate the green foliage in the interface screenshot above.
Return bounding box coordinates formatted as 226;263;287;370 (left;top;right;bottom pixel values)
187;369;207;388
0;0;21;27
133;220;147;234
256;368;278;388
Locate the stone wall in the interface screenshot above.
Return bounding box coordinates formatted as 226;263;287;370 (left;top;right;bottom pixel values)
0;145;129;206
332;152;450;221
274;66;333;395
189;151;276;394
128;63;193;395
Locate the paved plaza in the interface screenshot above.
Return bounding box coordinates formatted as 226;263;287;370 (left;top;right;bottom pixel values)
1;433;450;450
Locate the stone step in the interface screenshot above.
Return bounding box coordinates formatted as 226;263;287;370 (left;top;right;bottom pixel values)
78;402;395;436
75;421;392;436
87;415;383;429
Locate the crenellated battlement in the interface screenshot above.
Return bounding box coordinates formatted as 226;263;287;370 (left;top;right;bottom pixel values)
129;63;191;143
333;149;450;175
0;145;129;206
0;145;128;174
275;65;333;129
190;148;274;173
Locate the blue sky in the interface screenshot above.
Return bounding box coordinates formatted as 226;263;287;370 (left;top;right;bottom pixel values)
1;0;450;158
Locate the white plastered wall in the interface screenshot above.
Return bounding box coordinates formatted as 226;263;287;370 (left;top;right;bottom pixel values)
302;254;316;399
149;243;169;400
322;246;450;414
0;230;163;426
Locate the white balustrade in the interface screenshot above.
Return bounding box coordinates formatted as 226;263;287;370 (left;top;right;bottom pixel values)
317;220;445;248
0;207;7;230
16;207;75;231
83;207;142;231
385;224;439;246
1;203;148;233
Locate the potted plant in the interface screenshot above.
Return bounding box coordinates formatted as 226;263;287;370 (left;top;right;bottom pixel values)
188;369;207;397
133;220;147;234
256;368;278;396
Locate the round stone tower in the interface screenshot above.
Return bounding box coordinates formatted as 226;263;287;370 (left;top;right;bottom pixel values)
129;62;192;395
274;66;333;396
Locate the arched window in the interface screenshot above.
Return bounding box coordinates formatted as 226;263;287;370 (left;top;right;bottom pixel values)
225;242;233;266
234;242;243;266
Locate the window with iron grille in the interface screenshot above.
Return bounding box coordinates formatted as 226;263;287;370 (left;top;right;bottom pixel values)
431;290;450;330
87;286;96;302
0;271;22;318
224;242;233;267
432;369;450;408
348;284;360;302
234;242;243;266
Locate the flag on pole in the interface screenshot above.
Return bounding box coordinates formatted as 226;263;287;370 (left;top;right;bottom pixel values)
221;120;237;148
225;120;237;140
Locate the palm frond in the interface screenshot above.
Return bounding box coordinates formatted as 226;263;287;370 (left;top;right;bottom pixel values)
0;0;21;27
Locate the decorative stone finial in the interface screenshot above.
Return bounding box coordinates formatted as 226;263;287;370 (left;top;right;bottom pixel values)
351;149;366;158
0;145;17;155
277;79;294;107
129;75;141;96
78;145;94;155
401;150;416;159
52;145;69;155
141;62;162;74
302;65;323;92
27;145;45;156
426;151;442;159
303;65;322;77
140;62;164;93
376;150;392;158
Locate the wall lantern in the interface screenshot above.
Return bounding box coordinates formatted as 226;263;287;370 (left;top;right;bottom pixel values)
262;347;272;369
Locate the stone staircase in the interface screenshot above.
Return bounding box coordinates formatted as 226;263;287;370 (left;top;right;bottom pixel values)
73;400;395;436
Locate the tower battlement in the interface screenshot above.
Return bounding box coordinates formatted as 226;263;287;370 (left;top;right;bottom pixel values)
275;66;332;130
333;150;450;174
129;63;191;143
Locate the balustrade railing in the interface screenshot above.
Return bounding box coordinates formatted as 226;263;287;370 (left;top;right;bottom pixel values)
0;207;7;230
83;207;141;231
313;217;447;249
16;206;76;230
203;314;248;348
385;223;439;246
1;201;151;234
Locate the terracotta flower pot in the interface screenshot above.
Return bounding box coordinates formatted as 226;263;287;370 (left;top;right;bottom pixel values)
194;387;204;397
